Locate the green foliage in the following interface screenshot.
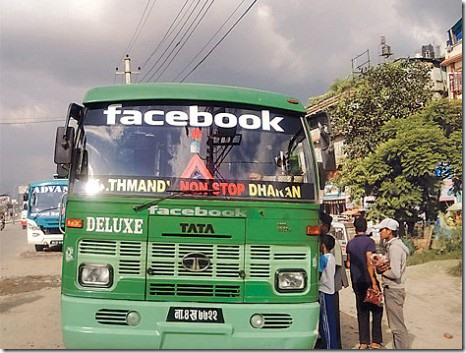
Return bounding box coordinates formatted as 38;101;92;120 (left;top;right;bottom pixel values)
437;226;463;253
407;250;462;266
308;76;355;105
332;157;367;203
405;227;461;267
329;77;355;95
401;237;416;255
418;98;462;195
337;111;448;222
418;98;463;137
329;59;432;159
329;60;462;227
448;129;463;195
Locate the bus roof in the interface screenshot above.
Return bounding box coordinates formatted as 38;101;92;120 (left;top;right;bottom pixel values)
83;83;306;114
29;179;68;188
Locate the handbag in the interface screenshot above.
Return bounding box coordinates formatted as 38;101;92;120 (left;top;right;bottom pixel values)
364;287;383;306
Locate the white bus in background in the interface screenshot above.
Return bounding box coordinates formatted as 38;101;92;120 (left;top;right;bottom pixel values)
330;220;356;261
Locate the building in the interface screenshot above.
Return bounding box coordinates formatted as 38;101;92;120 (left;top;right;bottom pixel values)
436;19;463;221
422;44;435;59
441;18;462;100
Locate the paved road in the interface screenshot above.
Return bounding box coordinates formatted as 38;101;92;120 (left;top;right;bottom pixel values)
0;222;462;349
0;223;63;349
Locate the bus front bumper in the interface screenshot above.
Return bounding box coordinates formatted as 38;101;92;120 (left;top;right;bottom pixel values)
27;227;63;246
62;294;319;349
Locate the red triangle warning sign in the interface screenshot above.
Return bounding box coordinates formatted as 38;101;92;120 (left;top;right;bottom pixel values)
181;154;213;180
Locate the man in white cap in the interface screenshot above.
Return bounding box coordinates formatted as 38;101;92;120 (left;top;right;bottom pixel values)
374;218;410;349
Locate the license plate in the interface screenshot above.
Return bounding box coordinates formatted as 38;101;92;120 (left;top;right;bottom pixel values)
167;307;224;323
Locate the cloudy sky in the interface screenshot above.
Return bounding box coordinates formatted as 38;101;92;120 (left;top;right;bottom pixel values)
0;0;461;198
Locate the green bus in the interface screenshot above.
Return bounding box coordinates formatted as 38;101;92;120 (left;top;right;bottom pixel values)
54;83;325;349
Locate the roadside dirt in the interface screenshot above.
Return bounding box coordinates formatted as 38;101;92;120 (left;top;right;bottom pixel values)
340;259;463;349
0;287;63;349
0;229;64;349
0;275;61;297
0;223;462;350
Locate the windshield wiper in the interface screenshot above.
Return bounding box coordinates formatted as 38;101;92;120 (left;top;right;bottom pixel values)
133;188;215;212
32;206;59;220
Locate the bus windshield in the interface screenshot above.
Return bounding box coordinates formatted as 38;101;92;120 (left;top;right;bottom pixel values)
72;103;316;201
30;189;66;215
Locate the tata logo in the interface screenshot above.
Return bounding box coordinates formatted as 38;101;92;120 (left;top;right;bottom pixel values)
180;223;214;234
104;105;284;132
181;253;211;272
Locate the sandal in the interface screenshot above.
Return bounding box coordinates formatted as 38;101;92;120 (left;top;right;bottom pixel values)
370;343;382;349
358;344;369;349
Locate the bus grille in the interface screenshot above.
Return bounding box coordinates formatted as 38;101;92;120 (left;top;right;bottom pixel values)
247;246;308;279
149;283;241;298
79;239;117;255
261;313;293;329
95;309;129;325
79;240;143;276
149;243;241;278
78;241;309;289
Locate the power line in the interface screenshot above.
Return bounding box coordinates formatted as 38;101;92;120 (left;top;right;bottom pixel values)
117;0;150;66
0;119;63;125
141;0;201;82
116;0;158;68
152;0;216;82
173;0;248;82
146;0;206;82
129;0;158;54
140;0;190;70
179;0;257;82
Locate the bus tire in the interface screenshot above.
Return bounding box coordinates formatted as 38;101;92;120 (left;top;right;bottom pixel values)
35;244;45;252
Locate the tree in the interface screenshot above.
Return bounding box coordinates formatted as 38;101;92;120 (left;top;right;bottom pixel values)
449;129;462;195
333;99;462;234
416;99;463;195
329;59;433;159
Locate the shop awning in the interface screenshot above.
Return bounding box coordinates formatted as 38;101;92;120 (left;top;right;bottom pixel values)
441;54;462;66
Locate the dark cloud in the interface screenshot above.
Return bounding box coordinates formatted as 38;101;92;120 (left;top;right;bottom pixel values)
0;0;460;196
394;0;461;28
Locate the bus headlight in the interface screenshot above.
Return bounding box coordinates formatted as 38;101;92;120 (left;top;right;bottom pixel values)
79;264;113;288
275;270;307;292
27;221;41;231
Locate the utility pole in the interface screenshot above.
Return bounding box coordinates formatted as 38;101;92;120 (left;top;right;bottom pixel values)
115;55;140;84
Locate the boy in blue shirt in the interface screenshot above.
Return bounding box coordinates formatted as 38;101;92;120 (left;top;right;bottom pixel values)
318;234;338;349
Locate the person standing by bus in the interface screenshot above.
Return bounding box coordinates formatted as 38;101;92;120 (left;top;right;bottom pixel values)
319;211;348;348
318;234;338;349
375;218;410;349
346;217;383;349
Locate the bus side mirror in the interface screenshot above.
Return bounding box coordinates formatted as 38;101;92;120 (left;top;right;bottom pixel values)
23;192;28;202
55;127;75;164
308;112;337;173
56;164;70;178
318;162;326;190
318;121;336;172
54;127;75;178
